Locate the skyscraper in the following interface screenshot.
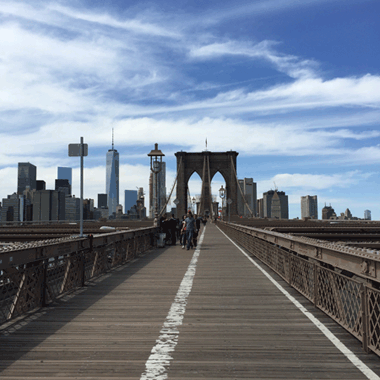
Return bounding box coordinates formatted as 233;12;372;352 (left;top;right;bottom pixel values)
263;190;288;219
33;190;65;221
237;178;257;217
55;179;71;196
301;195;318;219
322;204;336;219
106;130;119;216
364;210;371;220
98;194;107;208
125;190;137;213
17;162;36;194
58;167;72;186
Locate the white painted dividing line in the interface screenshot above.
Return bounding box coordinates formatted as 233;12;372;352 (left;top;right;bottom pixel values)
140;227;206;380
217;225;380;380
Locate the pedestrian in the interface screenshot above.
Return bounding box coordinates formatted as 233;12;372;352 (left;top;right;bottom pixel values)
169;214;177;245
180;215;187;248
162;214;170;245
184;211;197;251
193;214;201;247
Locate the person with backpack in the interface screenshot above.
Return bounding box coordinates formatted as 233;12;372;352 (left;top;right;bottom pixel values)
192;214;202;248
169;214;177;245
180;215;187;248
184;211;197;251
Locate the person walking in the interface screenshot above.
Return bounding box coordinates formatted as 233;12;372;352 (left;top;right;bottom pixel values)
180;215;187;249
184;211;197;251
169;214;177;245
193;214;201;248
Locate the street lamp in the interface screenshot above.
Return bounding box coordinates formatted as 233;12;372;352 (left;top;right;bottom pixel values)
219;185;225;220
192;196;196;214
148;143;165;227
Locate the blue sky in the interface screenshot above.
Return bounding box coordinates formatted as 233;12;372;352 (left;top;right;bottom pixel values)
0;0;379;219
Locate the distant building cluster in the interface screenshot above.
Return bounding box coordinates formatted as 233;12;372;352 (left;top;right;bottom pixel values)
320;204;370;221
0;134;147;223
0;147;373;223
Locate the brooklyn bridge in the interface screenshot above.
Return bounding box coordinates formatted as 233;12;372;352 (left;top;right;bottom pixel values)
1;150;380;379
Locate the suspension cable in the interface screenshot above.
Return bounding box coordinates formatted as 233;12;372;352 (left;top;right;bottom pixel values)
230;156;255;217
158;157;182;217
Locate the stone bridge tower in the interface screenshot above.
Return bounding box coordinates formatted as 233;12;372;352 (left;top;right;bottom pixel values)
175;151;239;218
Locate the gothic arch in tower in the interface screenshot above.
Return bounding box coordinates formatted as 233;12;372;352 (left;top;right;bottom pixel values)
175;151;239;218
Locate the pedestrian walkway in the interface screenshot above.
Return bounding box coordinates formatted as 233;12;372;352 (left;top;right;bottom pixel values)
1;224;380;379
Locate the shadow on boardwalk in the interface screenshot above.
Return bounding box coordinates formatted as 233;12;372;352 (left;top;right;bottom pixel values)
0;245;169;373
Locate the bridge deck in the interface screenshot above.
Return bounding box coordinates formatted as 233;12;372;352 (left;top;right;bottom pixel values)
1;224;380;379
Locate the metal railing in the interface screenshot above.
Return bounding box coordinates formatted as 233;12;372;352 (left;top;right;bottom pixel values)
0;227;158;325
217;221;380;356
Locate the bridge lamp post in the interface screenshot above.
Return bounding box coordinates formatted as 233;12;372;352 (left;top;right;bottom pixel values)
219;185;225;220
148;143;165;227
192;196;196;214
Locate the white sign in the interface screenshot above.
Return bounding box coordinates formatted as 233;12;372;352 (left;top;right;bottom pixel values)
227;198;233;205
173;198;180;205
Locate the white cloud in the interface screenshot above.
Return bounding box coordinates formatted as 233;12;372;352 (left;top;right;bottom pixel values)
0;2;180;38
189;40;318;79
0;116;379;166
257;171;373;194
199;0;363;26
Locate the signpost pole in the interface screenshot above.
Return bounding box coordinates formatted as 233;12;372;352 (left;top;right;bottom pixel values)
80;137;84;238
68;139;88;238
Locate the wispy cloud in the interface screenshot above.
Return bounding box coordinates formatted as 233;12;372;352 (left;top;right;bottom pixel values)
198;0;369;26
0;117;378;165
189;40;318;79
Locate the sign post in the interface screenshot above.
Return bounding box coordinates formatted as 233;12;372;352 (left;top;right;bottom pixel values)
68;137;88;237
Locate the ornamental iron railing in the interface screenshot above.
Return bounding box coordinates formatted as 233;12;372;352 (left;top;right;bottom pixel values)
217;221;380;357
0;227;158;325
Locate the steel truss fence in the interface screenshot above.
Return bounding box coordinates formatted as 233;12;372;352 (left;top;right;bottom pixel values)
217;221;380;356
0;227;158;326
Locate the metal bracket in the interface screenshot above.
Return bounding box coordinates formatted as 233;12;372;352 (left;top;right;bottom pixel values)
361;260;376;278
315;247;322;259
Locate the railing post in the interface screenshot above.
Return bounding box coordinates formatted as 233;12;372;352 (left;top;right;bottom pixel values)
41;260;48;307
361;284;369;353
81;234;92;286
313;263;318;308
80;251;86;287
288;254;292;286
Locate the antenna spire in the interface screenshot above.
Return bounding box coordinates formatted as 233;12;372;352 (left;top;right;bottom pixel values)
112;128;114;150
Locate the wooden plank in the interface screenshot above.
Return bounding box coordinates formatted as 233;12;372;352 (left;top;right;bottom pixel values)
1;224;380;379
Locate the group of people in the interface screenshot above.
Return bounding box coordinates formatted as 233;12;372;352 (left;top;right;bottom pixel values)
159;212;208;250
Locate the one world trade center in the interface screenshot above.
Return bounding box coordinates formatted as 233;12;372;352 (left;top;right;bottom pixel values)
106;130;119;216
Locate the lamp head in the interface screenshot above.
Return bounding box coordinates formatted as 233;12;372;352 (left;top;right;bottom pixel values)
148;143;165;172
219;185;225;198
148;143;165;158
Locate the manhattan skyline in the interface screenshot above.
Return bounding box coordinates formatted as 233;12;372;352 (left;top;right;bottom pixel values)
0;0;378;219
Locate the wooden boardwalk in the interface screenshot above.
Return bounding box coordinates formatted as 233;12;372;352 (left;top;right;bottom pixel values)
1;224;380;379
